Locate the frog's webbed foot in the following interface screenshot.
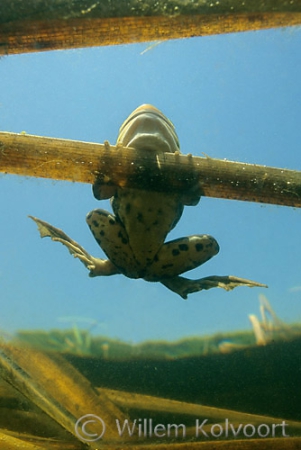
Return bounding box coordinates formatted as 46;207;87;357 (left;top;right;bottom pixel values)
161;275;268;299
29;216;120;277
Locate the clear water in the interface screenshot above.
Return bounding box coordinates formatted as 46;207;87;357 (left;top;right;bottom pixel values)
0;17;301;449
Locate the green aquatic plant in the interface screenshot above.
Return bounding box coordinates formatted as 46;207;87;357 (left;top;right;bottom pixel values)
13;296;301;359
56;316;99;355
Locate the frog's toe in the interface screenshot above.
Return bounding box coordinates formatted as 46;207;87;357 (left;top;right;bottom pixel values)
147;235;219;280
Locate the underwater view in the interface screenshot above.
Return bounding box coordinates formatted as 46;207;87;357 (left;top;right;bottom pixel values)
0;1;301;448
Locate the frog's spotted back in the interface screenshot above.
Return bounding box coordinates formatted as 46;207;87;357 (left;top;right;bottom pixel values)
117;104;180;154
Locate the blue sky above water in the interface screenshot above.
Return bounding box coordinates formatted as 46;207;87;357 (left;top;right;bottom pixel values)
0;28;300;342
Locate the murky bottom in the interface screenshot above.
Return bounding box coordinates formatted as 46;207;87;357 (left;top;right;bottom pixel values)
0;330;301;449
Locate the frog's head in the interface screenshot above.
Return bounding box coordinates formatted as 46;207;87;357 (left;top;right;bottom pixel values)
117;104;180;154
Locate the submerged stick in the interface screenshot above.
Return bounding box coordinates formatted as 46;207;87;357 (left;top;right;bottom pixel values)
0;347;76;442
98;387;301;435
0;0;301;55
0;132;300;208
0;344;126;446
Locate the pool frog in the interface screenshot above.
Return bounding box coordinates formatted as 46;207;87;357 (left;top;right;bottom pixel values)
30;105;266;298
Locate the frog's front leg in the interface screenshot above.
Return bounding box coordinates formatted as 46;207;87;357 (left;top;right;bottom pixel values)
144;235;220;281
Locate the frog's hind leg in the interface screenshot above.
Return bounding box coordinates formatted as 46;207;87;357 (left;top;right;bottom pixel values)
146;235;219;281
161;275;267;299
29;215;119;277
86;209;138;278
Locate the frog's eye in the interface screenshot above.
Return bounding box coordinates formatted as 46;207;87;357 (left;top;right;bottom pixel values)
117;104;180;154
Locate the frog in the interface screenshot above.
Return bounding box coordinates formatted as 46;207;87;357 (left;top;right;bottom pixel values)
30;105;267;298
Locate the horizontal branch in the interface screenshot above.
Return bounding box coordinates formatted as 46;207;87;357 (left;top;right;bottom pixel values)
0;131;300;207
0;0;301;55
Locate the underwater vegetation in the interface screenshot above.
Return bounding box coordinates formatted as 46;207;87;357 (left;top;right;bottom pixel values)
248;294;296;346
1;295;301;449
2;338;301;449
13;296;301;359
13;328;255;358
